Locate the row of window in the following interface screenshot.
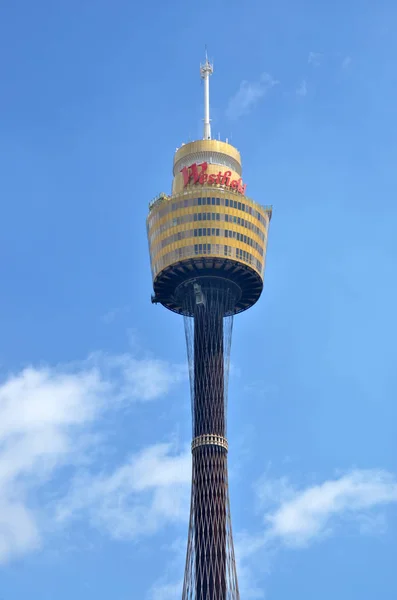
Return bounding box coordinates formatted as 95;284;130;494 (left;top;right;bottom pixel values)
148;211;266;242
151;244;263;279
195;244;261;270
148;196;269;228
151;227;264;257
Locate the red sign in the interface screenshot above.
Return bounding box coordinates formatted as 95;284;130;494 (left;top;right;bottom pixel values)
180;162;247;195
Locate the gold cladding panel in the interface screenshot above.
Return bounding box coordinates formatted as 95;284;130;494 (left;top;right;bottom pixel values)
147;188;271;229
173;140;241;168
150;239;267;281
149;221;266;257
148;205;268;242
150;235;265;267
147;187;271;281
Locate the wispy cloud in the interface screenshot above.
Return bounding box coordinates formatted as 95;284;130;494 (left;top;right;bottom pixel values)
0;352;185;563
234;531;271;599
342;55;352;69
145;468;397;598
101;306;130;324
57;443;191;539
149;580;184;600
226;73;279;120
308;52;323;67
296;79;308;97
259;469;397;547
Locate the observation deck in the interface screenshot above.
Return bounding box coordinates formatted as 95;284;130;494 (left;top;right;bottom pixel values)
147;139;272;315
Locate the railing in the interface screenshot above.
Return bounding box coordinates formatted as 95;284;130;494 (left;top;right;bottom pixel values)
149;192;169;211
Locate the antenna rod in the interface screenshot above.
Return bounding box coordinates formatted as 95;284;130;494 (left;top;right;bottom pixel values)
200;51;213;140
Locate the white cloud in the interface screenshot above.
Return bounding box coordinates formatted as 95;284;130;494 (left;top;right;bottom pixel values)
0;352;185;563
342;55;352;69
56;443;191;539
261;469;397;547
149;580;184;600
101;305;131;325
308;52;323;67
225;469;397;597
234;532;270;599
148;468;397;599
226;73;279;120
96;353;186;402
296;79;308;97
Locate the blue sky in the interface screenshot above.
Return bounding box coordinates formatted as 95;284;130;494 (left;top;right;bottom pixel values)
1;1;397;598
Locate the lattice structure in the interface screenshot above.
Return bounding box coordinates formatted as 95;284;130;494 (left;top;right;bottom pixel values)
179;278;240;600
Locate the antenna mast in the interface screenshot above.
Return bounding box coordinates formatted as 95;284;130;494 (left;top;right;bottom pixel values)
200;50;213;140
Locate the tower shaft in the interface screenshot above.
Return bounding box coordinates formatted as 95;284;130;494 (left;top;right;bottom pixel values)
194;302;224;438
194;298;226;599
182;280;239;600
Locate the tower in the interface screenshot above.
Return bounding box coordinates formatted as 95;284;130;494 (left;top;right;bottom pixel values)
147;56;272;600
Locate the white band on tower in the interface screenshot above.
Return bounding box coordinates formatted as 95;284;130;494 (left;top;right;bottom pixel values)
200;52;213;141
191;434;228;453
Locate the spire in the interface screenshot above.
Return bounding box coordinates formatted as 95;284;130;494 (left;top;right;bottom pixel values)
200;50;213;140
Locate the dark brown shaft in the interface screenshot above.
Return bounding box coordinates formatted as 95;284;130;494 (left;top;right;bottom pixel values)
193;302;227;600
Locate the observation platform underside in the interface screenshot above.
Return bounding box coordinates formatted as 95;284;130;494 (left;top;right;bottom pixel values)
151;257;263;315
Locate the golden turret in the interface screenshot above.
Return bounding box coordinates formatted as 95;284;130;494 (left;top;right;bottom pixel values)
147;62;271;315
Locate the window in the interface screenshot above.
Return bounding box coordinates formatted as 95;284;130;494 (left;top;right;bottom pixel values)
212;198;215;205
198;213;202;221
207;228;211;236
198;229;202;236
242;203;245;211
234;201;238;208
225;199;229;207
216;198;220;205
194;229;198;236
203;213;207;221
216;213;220;221
194;213;197;222
211;228;215;235
225;230;229;238
216;228;220;236
207;213;211;220
212;213;216;220
238;202;241;210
